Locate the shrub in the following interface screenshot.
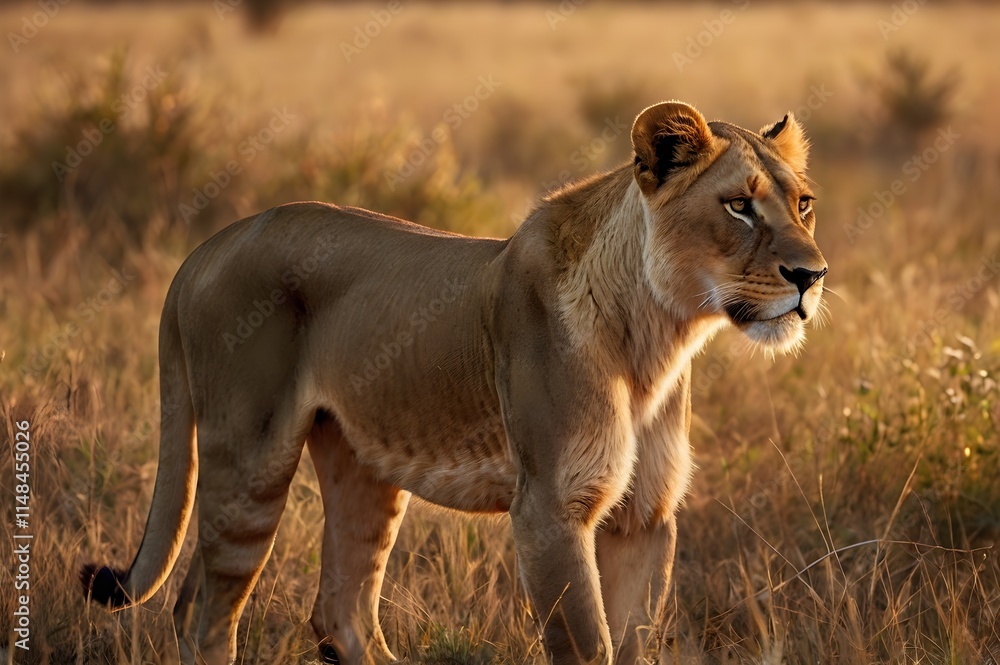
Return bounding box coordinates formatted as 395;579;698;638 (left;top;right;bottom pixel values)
253;114;508;237
0;50;207;244
872;48;959;143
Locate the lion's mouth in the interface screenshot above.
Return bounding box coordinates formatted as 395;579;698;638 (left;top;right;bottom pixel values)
725;303;807;325
725;301;810;354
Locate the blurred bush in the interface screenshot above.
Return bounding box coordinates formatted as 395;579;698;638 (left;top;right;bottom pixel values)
871;48;959;146
0;50;206;244
0;51;510;254
243;0;290;33
252;113;506;237
458;96;582;186
575;77;652;137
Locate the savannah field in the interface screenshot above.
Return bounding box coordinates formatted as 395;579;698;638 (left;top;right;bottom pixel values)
2;1;1000;663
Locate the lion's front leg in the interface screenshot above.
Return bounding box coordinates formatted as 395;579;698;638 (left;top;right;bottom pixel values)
500;355;636;664
596;367;694;663
510;493;612;664
596;518;676;664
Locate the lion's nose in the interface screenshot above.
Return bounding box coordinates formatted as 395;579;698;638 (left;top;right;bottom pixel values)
779;265;827;295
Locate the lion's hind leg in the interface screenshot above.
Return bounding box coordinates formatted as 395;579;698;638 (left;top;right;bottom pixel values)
306;411;411;665
173;533;202;665
188;404;312;664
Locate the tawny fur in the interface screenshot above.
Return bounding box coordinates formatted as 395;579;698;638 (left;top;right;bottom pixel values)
81;101;827;665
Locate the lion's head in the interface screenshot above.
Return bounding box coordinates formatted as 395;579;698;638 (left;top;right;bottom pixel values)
631;101;827;354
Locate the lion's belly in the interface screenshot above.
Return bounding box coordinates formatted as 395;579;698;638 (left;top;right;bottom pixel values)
338;408;518;513
312;275;517;511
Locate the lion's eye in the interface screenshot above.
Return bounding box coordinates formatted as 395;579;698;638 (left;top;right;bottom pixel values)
728;198;751;214
724;197;754;228
798;197;814;218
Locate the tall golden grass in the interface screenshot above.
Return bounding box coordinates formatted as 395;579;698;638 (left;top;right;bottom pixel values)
1;2;999;663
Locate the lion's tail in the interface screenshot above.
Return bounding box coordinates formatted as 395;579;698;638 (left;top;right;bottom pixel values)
81;293;198;609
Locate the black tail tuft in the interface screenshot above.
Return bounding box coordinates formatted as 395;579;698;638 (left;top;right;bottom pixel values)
80;563;129;607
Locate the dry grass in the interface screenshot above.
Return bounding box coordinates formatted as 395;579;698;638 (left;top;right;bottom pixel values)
1;1;999;663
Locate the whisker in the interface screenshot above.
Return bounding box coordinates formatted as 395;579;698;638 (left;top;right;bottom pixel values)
720;293;746;307
694;281;744;311
692;283;735;299
821;286;845;304
731;300;758;322
811;300;832;328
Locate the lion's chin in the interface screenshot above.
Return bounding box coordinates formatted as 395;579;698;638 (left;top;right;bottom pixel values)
734;310;806;355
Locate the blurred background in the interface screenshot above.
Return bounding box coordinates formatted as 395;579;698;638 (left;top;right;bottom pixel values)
1;1;999;663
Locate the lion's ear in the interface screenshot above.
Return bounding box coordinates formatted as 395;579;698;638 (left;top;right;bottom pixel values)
631;101;714;193
761;112;809;174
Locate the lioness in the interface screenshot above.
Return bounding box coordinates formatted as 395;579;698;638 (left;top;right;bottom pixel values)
82;101;826;664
